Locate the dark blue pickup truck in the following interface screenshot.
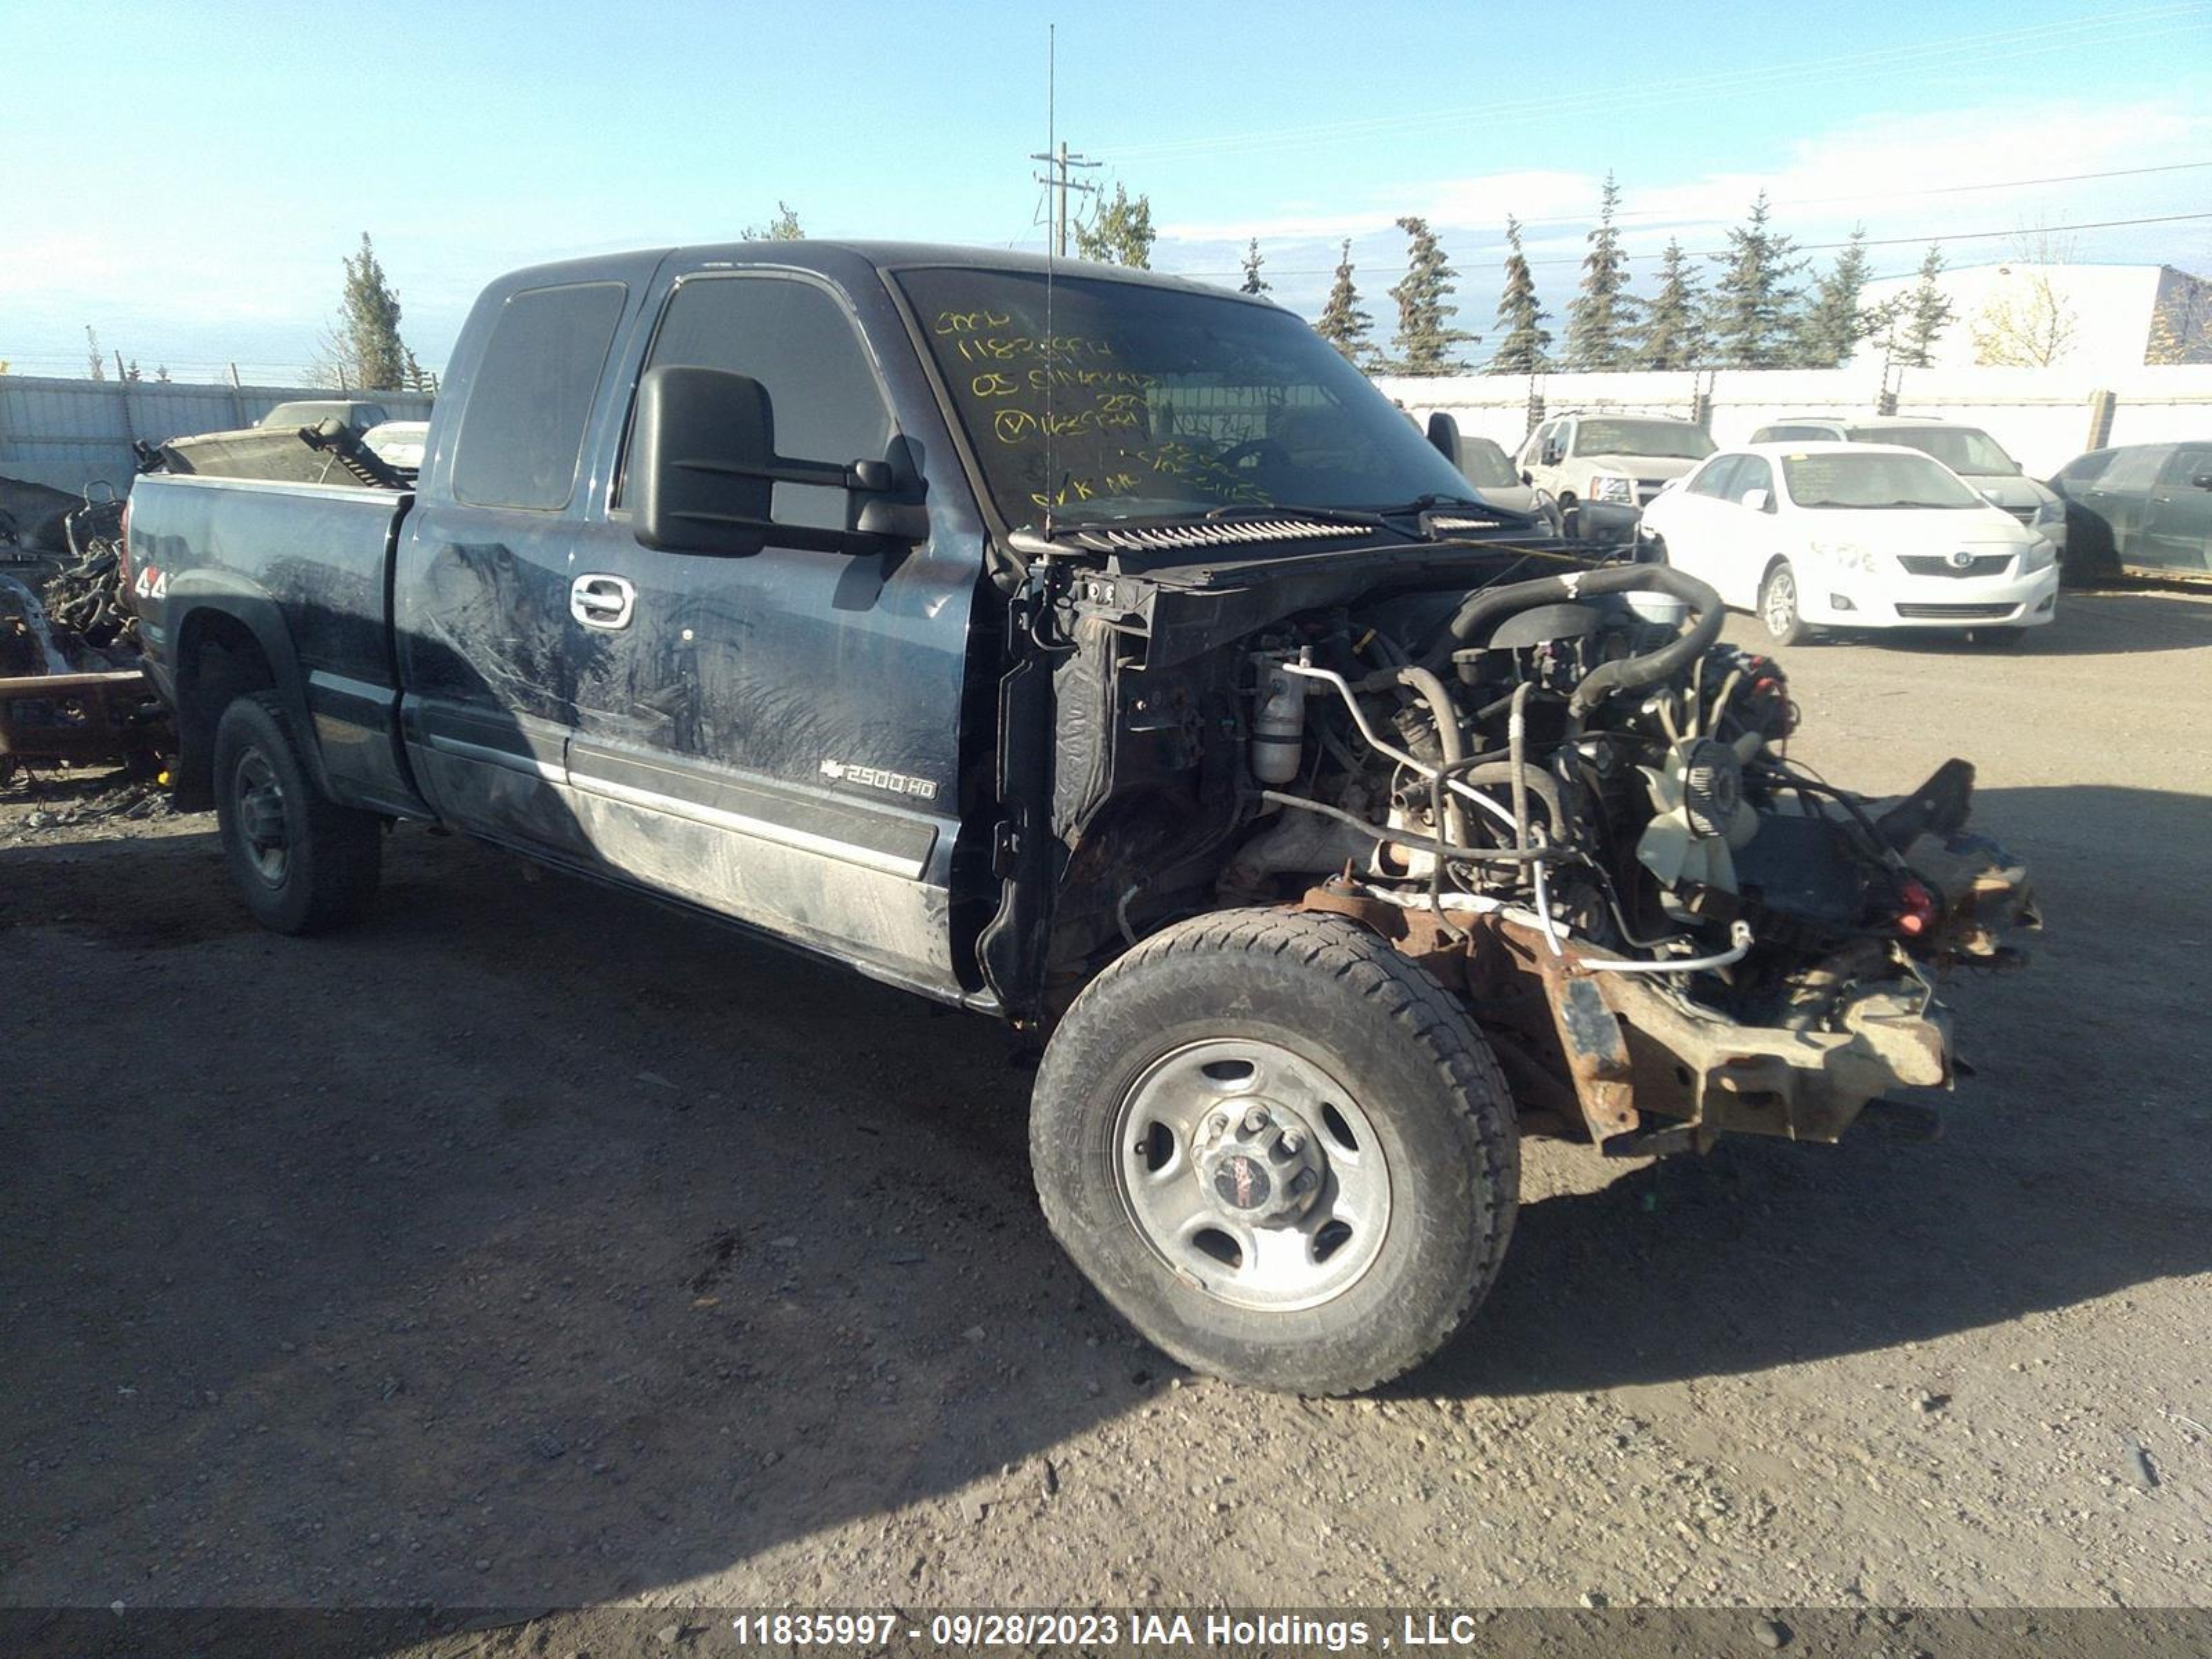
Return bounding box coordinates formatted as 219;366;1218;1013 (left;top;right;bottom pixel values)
127;242;2035;1393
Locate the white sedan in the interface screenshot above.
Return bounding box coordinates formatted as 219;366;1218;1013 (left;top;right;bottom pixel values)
1638;441;2059;646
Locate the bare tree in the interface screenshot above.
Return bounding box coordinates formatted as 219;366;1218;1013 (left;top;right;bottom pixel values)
85;326;106;382
1970;227;2081;368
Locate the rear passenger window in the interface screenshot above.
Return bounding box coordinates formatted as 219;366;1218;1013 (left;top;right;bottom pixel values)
452;282;628;511
2099;449;2166;493
622;274;896;529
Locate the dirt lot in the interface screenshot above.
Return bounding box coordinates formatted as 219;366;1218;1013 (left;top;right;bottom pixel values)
2;592;2209;1627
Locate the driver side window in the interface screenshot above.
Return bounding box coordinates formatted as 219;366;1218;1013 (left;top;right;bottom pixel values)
622;273;896;529
1688;455;1743;498
1723;456;1773;505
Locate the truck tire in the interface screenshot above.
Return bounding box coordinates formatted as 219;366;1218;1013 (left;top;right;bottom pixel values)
1031;909;1518;1395
212;691;382;935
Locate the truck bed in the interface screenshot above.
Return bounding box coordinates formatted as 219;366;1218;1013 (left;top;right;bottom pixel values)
131;472;420;816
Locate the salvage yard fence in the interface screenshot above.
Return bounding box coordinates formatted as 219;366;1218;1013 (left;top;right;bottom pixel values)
0;375;435;496
1374;364;2212;480
8;364;2212;502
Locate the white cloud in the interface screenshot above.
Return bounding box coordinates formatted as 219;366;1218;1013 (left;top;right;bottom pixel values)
1156;97;2212;286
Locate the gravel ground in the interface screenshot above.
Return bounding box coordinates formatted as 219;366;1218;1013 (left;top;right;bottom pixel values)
1;591;2207;1630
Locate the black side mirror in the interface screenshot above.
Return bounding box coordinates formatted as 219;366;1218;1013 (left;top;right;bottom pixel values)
2193;472;2212;491
1519;469;1534;486
1541;444;1562;467
1425;411;1462;469
633;365;780;556
632;364;928;555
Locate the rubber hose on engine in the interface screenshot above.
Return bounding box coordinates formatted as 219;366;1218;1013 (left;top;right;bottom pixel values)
1422;563;1726;715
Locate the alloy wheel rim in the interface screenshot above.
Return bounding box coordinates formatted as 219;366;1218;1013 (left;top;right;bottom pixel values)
1765;569;1797;635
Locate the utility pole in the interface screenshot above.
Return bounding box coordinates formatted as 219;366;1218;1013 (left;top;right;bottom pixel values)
1030;24;1098;257
1031;138;1100;257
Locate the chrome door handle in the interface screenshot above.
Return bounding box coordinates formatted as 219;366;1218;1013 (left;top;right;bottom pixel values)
570;574;636;630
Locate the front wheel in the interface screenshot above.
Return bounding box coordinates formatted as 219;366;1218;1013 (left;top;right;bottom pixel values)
1967;626;2029;649
1759;559;1814;646
1031;910;1519;1395
213;691;382;935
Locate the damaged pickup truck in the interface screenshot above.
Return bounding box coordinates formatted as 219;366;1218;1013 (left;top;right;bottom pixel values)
127;244;2036;1394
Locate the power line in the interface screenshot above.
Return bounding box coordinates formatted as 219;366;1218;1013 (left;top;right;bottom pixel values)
1161;209;2212;281
1456;159;2212;237
1101;6;2207;162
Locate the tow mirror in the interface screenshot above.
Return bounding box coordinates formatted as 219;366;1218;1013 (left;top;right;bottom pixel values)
1425;411;1462;469
1541;443;1563;467
632;364;926;556
1740;487;1771;513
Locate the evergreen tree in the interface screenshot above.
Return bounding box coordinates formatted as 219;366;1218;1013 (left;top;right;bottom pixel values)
1388;216;1474;375
1487;215;1550;375
1074;183;1156;268
1897;244;1956;368
1564;171;1639;370
124;358;144;383
1315;239;1374;364
743;203;804;241
1634;239;1706;369
1239;238;1270;295
1705;191;1808;368
338;233;409;390
1794;227;1880;368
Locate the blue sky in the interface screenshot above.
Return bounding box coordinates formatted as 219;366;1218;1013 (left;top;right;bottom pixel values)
3;0;2208;382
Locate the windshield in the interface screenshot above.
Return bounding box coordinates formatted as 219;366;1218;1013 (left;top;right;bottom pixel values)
1859;425;2016;476
1781;450;1983;509
895;268;1475;529
1575;418;1715;460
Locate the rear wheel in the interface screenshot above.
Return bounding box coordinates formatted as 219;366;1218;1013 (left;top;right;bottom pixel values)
1759;559;1813;646
213;692;382;935
1031;910;1518;1395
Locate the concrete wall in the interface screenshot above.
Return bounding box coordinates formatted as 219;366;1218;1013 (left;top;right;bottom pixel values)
0;375;435;495
1375;364;2212;478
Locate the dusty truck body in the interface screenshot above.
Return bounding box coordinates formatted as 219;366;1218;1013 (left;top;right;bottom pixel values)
127;243;2036;1394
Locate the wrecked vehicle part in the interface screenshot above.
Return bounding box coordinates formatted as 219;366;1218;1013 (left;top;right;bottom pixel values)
0;570;170;780
1018;533;2033;1164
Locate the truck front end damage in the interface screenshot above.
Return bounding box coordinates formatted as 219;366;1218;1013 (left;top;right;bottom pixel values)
1017;538;2038;1155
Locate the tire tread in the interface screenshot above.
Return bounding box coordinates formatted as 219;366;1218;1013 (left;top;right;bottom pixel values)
1034;908;1517;1394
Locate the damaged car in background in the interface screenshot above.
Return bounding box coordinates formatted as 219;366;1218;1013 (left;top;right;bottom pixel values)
124;243;2038;1394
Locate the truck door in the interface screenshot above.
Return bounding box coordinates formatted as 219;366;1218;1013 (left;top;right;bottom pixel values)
394;274;644;859
565;266;982;999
